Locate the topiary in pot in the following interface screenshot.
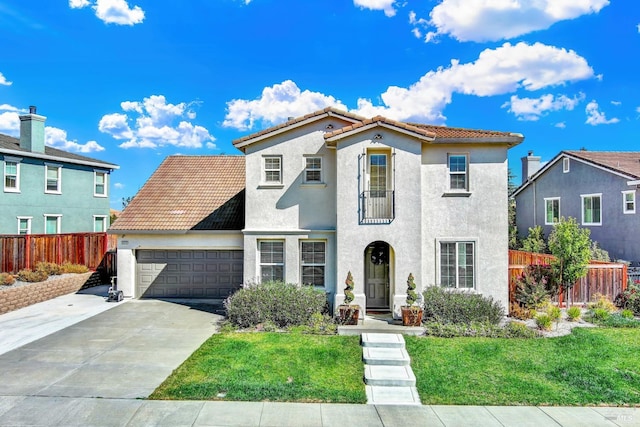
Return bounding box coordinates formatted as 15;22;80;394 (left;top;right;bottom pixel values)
401;273;423;326
338;271;360;325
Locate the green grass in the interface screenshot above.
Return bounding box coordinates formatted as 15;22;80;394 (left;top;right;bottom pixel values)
150;332;366;403
406;328;640;406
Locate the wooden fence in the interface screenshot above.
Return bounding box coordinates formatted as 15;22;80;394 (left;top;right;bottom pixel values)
509;250;628;306
0;232;114;274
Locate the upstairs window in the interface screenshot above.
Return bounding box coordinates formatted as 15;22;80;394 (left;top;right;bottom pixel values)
582;194;602;225
545;198;560;225
45;165;62;193
263;156;282;185
622;190;636;214
448;154;468;191
304;157;322;183
301;241;325;287
369;153;388;197
259;240;284;282
4;159;20;192
94;171;107;197
563;158;570;173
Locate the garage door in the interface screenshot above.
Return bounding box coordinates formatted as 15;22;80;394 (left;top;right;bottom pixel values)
136;250;243;299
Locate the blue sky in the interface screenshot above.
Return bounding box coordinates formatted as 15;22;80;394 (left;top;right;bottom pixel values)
1;0;638;209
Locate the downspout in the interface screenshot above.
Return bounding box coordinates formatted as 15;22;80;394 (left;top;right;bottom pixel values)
532;180;537;226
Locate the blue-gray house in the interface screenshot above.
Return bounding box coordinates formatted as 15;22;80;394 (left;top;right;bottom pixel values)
513;150;640;263
0;107;119;235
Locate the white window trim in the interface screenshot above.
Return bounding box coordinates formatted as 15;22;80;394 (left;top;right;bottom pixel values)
94;170;108;197
4;157;21;193
581;193;602;226
17;217;32;235
563;158;570;173
447;153;470;193
544;197;561;225
303;156;323;185
436;238;477;290
44;214;62;234
300;240;326;287
45;163;62;194
93;215;108;232
258;240;285;283
622;190;636;214
260;155;283;188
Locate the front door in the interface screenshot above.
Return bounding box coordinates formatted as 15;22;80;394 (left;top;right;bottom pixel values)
365;242;389;309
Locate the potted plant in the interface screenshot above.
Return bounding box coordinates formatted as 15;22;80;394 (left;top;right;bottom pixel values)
338;271;360;325
401;273;423;326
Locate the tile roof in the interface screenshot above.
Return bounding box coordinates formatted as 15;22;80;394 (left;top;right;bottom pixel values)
110;156;245;232
565;150;640;179
407;123;520;140
324;115;437;140
0;133;118;169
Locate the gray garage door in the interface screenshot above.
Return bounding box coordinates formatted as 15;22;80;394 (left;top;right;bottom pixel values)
136;249;243;299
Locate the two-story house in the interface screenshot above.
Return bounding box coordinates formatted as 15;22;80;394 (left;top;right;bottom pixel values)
111;108;523;316
514;150;640;264
0;107;119;235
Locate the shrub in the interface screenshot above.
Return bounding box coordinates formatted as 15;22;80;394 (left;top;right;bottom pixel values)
588;293;616;313
503;321;540;338
566;306;582;322
423;321;538;338
515;264;557;309
520;225;547;253
546;305;561;322
509;303;533;320
535;314;552;331
17;268;49;282
422;286;504;325
0;273;15;286
61;262;90;274
614;283;640;316
590;308;611;322
224;281;327;329
290;313;337;335
587;312;640;328
621;309;634;319
35;261;63;276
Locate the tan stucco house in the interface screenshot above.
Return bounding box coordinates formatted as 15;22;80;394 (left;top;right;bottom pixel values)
111;108;523;317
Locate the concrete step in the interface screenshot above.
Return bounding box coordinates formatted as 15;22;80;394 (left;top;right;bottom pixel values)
364;365;416;387
361;333;405;348
362;347;410;366
365;385;422;405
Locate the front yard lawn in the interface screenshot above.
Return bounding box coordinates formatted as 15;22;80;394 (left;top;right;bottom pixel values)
150;332;367;403
407;327;640;405
151;328;640;405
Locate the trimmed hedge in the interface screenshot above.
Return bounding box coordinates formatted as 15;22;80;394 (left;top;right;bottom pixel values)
422;286;504;325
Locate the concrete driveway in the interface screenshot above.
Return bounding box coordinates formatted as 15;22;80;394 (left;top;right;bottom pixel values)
0;299;222;399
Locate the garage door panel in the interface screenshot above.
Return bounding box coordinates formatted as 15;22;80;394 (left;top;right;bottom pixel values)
136;249;243;299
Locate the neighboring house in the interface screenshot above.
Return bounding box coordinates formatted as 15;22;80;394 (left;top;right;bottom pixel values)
111;108;523;316
0;107;119;235
513;150;640;263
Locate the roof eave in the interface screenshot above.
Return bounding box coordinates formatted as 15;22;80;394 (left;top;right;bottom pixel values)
325;121;436;145
433;134;524;146
0;147;119;170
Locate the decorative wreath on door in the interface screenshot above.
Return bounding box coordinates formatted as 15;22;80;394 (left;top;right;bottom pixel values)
370;243;388;265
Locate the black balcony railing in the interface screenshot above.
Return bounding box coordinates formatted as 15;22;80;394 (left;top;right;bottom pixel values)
360;190;395;224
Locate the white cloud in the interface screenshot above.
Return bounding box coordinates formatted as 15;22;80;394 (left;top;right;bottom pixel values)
413;0;609;43
223;80;348;130
0;112;20;136
100;95;216;149
611;100;621;106
113;182;124;189
585;100;619;125
69;0;144;26
503;93;585;121
637;23;640;32
45;127;105;153
555;122;566;129
353;0;396;17
0;72;12;86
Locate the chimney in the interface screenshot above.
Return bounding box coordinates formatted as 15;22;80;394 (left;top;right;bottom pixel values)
19;106;46;153
521;150;541;184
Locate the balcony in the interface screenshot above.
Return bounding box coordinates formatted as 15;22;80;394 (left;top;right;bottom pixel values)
360;190;395;224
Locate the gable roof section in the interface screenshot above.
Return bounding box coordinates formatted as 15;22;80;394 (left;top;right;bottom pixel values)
324;115;437;144
408;123;523;145
110;156;245;232
512;150;640;197
0;133;119;170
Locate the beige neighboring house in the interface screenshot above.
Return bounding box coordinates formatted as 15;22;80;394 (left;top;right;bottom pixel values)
111;108;523;318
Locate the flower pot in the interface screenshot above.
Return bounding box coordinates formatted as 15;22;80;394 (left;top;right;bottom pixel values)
338;305;360;325
401;306;423;326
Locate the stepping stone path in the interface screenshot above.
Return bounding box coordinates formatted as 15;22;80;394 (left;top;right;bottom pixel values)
361;333;421;405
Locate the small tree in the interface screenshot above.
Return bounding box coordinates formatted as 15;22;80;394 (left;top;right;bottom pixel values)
406;273;418;306
521;225;547;253
548;217;591;305
343;271;355;305
590;241;610;262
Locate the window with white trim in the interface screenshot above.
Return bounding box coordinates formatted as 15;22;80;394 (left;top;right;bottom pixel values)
17;217;31;235
300;241;325;287
4;159;20;192
448;154;468;191
581;194;602;225
304;157;322;183
563;158;570;173
622;190;635;214
45;165;62;193
44;215;61;234
545;198;560;225
94;171;107;197
93;215;107;232
263;156;282;184
440;241;474;289
259;240;284;282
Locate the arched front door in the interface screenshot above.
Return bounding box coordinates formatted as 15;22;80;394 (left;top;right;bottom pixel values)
365;241;390;310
